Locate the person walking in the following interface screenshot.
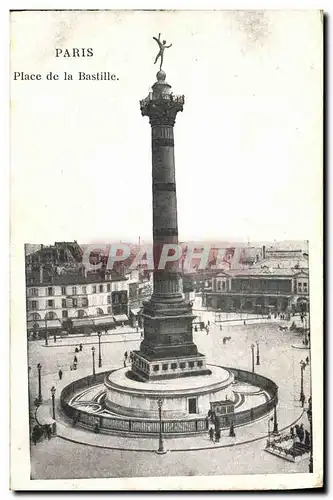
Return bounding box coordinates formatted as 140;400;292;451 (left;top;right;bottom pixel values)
209;427;214;442
124;351;128;361
299;424;305;443
79;343;83;351
74;355;78;364
58;368;63;381
46;425;52;440
304;429;310;448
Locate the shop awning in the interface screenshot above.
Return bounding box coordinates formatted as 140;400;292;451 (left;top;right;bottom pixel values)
45;320;62;329
93;315;115;325
130;308;141;316
72;318;94;327
113;314;128;322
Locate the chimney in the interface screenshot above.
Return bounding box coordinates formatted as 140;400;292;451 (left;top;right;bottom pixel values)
39;264;43;283
262;245;266;259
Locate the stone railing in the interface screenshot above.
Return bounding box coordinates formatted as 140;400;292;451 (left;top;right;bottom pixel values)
60;367;278;436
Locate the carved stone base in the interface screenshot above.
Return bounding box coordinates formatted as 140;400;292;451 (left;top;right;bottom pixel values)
132;351;210;381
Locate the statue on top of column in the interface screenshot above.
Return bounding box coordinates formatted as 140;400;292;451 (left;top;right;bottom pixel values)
153;33;172;70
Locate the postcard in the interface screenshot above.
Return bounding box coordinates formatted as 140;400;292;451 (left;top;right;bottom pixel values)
10;9;323;490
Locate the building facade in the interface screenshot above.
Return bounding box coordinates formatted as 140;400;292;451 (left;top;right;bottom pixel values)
203;268;309;314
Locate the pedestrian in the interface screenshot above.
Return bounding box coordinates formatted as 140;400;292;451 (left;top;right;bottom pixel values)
73;362;77;370
74;355;78;364
124;351;128;360
46;425;52;440
215;428;221;443
194;325;198;332
304;429;310;448
295;424;300;440
306;356;309;365
209;427;214;442
79;343;83;351
53;335;56;343
32;426;38;445
58;368;63;380
299;424;305;443
75;347;79;353
208;320;210;327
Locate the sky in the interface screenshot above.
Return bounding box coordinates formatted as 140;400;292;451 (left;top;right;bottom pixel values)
10;10;322;246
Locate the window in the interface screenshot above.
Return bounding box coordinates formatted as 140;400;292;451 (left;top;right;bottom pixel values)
73;298;78;307
72;286;77;295
171;363;177;370
107;284;111;292
47;287;53;296
197;361;203;367
162;364;168;371
222;281;226;291
47;311;55;320
81;297;88;307
82;286;87;294
188;361;194;368
107;295;111;304
77;310;85;318
62;299;66;308
29;288;38;297
47;299;54;308
61;286;66;295
31;313;40;320
99;285;104;293
153;365;159;372
303;282;308;293
188;398;197;414
179;362;186;369
30;300;38;310
92;285;97;293
62;310;68;318
298;283;302;292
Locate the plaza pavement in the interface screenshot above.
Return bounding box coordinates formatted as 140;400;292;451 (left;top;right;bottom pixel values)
29;311;312;478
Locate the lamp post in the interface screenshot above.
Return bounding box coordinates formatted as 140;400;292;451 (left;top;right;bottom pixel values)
267;416;273;447
307;396;313;472
272;402;279;436
250;343;255;373
97;331;102;368
300;360;306;402
50;386;56;420
45;317;48;346
37;363;42;403
256;340;260;365
156;398;166;454
91;346;96;378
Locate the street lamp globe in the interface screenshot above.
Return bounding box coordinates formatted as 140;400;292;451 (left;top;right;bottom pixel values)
97;331;102;338
157;398;163;409
92;346;95;353
51;386;56;397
